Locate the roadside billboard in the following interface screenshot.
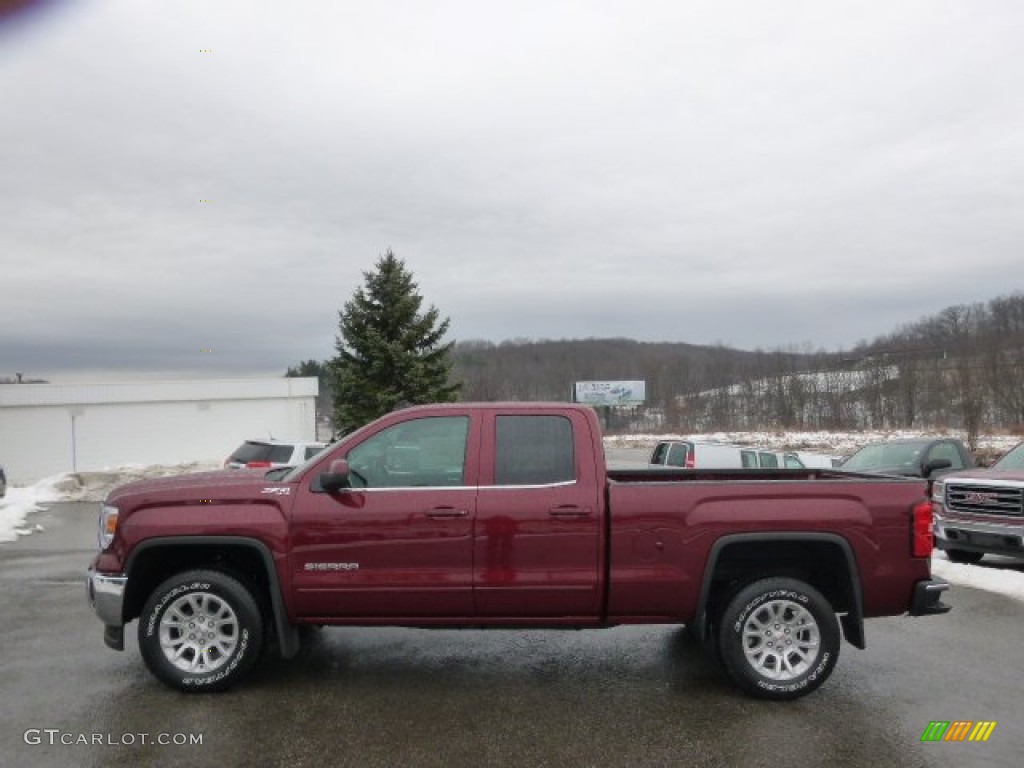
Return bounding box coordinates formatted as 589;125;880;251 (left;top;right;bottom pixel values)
573;381;646;406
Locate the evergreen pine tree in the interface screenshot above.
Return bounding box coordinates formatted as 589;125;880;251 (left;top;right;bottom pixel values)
330;251;459;433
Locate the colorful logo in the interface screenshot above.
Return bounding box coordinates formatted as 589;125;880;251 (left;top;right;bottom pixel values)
921;721;996;742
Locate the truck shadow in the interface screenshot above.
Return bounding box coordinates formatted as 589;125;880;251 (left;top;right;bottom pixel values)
254;624;736;695
84;625;936;768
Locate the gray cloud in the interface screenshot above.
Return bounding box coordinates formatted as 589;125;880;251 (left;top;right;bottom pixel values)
2;0;1023;380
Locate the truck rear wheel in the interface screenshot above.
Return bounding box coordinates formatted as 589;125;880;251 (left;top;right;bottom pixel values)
138;569;263;692
718;577;839;701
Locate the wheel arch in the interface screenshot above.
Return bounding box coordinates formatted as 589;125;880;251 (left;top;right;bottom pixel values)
692;532;865;650
124;537;300;659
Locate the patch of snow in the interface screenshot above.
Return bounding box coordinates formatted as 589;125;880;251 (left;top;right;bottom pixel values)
0;473;73;542
932;551;1024;602
0;461;221;542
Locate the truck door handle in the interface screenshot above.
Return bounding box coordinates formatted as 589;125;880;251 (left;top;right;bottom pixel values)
548;506;592;517
425;507;469;518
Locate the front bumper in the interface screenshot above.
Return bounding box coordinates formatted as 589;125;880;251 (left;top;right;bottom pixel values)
909;577;951;616
934;512;1024;558
86;567;127;650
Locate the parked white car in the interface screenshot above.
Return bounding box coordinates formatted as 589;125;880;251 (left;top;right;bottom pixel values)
224;439;327;469
650;440;745;468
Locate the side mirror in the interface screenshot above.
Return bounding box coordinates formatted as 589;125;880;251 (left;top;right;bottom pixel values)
319;459;352;492
923;458;952;477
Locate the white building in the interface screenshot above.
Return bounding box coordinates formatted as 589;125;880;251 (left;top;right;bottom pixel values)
0;378;318;484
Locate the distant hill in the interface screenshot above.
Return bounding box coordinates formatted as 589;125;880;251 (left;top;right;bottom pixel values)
450;291;1024;440
295;291;1024;440
452;337;813;404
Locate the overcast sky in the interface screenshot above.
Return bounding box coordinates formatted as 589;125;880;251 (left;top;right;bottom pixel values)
2;0;1022;381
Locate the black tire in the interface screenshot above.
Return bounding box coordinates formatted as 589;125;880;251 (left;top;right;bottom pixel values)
945;549;984;565
138;569;263;692
717;577;840;701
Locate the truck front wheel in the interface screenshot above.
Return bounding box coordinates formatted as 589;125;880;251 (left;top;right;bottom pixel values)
718;577;840;701
138;569;263;692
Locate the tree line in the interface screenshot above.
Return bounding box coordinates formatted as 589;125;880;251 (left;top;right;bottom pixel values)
451;294;1024;442
288;253;1023;443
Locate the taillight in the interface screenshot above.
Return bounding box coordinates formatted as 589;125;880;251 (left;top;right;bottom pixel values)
912;500;934;557
246;461;272;468
685;448;695;469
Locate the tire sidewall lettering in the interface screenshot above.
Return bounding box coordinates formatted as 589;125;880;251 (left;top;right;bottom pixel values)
138;570;263;692
181;628;250;687
754;652;831;693
145;582;211;638
733;589;809;634
719;578;840;700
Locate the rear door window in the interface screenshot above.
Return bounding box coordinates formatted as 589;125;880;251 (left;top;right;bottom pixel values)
496;415;575;485
758;452;779;468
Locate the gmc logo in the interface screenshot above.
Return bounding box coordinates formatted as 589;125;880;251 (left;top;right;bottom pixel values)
963;491;998;504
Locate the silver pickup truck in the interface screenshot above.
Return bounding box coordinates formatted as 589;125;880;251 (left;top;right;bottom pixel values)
933;441;1024;564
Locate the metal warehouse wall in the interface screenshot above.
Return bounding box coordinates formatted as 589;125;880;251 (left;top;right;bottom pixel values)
0;378;318;484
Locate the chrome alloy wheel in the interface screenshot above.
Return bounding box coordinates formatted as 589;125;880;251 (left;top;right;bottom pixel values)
741;599;820;681
158;592;239;673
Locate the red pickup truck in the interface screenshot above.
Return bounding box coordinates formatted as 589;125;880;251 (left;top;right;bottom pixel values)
87;403;950;700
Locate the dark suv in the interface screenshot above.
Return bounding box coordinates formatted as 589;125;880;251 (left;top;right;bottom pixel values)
841;438;974;480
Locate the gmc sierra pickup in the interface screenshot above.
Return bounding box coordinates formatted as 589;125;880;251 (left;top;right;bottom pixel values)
933;440;1024;564
87;403;950;700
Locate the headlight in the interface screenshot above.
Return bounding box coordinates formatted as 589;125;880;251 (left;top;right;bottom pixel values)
98;504;119;550
931;481;945;504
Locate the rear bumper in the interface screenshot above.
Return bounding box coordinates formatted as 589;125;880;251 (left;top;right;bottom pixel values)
909;577;951;616
86;567;127;650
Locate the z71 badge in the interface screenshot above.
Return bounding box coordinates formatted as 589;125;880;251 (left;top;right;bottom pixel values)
260;487;291;495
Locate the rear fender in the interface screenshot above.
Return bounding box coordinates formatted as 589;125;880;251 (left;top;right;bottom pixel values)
693;532;866;649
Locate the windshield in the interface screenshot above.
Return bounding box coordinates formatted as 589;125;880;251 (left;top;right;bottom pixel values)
842;442;926;470
993;442;1024;470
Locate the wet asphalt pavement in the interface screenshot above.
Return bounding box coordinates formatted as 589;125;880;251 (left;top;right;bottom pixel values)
1;500;1021;768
